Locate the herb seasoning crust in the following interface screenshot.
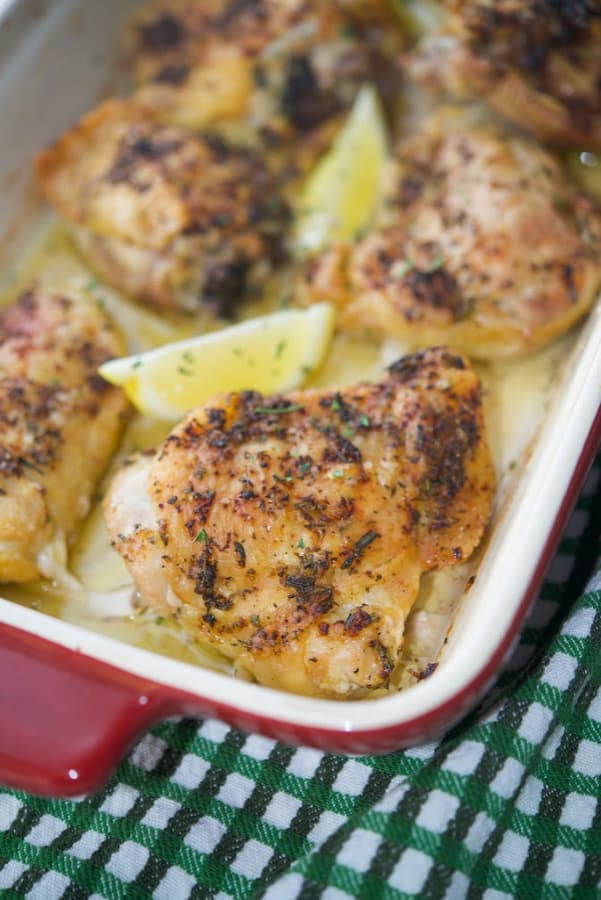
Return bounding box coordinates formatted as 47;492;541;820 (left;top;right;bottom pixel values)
105;346;494;698
0;288;129;582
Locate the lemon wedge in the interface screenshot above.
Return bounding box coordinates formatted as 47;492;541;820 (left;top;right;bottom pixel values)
99;303;335;421
294;84;388;255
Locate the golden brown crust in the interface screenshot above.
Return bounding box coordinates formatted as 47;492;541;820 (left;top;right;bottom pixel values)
105;347;494;697
34;100;289;315
408;1;601;148
128;0;313;81
298;108;601;359
336;0;397;23
126;0;397;152
0;288;129;582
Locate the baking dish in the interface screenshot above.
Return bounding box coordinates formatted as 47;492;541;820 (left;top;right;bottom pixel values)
0;0;600;798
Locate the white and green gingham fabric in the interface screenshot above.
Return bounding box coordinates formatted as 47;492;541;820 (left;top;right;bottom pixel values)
0;456;599;899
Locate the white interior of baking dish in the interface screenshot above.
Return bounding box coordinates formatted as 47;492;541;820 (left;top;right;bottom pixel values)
0;0;599;735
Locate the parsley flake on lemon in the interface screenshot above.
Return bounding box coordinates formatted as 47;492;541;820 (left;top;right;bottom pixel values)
98;303;335;421
294;84;388;255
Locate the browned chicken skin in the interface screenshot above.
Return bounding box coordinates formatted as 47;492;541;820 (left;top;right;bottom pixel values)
104;347;494;698
0;288;129;583
298;108;601;358
34;100;289;316
337;0;395;22
127;0;399;161
408;0;601;148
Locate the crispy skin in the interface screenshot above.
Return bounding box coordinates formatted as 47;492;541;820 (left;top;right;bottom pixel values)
298;108;601;359
34;100;289;315
0;289;128;583
407;0;601;148
105;348;494;698
337;0;395;23
126;0;396;158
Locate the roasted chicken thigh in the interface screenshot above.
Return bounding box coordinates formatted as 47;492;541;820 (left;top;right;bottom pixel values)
35;100;289;316
408;0;601;148
0;288;128;583
127;0;397;160
105;347;494;698
298;108;601;358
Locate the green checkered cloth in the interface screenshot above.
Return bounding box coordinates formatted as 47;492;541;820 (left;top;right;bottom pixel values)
0;458;599;900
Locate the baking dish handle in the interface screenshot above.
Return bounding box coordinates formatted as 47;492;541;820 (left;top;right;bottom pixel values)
0;622;171;797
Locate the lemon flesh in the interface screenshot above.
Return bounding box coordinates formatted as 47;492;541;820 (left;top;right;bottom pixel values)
294;84;388;254
99;303;335;421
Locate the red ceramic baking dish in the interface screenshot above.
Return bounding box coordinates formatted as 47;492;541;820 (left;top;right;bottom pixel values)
0;0;600;797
